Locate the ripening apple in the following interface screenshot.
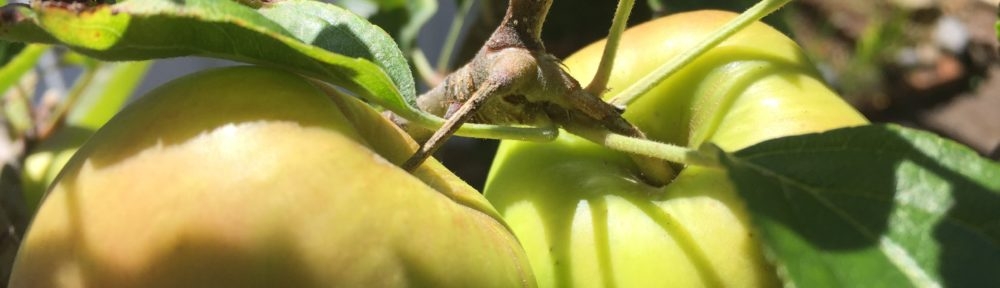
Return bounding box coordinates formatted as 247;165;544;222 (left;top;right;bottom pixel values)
484;10;869;287
10;66;535;287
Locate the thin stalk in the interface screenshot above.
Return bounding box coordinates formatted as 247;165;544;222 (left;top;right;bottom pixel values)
561;122;674;185
609;0;792;106
600;132;721;168
0;45;48;95
37;64;99;139
585;0;635;95
568;126;721;168
5;75;37;138
412;49;444;87
436;0;477;72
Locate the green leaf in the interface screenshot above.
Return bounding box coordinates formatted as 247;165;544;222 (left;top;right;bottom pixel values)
66;61;152;130
0;44;46;96
0;0;557;141
1;39;25;66
0;0;419;119
718;124;1000;287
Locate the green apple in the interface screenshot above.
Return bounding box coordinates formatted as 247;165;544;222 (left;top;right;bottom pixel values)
10;66;535;287
485;10;868;287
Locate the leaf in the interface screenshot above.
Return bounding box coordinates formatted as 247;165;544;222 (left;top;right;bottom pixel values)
718;124;1000;287
0;39;25;66
0;0;420;120
66;61;152;130
0;0;557;141
0;44;46;96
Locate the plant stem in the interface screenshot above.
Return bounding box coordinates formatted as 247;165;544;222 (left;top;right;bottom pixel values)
0;45;48;97
436;0;477;72
585;0;635;96
604;133;722;168
37;64;99;139
5;75;37;138
609;0;792;107
412;49;443;87
568;126;721;168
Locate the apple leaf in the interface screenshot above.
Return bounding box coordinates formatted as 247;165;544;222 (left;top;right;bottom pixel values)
66;61;153;130
0;0;424;122
0;44;46;99
0;0;555;141
719;124;1000;287
0;39;24;66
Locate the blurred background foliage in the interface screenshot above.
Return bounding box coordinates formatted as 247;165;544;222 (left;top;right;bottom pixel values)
0;0;998;282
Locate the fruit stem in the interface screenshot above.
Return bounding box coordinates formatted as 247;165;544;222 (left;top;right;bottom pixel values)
436;0;476;72
585;0;635;96
570;126;722;169
412;49;444;87
608;0;792;107
607;134;722;168
37;63;99;139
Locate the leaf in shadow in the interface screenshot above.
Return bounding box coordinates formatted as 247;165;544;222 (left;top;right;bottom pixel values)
719;124;1000;287
0;39;25;65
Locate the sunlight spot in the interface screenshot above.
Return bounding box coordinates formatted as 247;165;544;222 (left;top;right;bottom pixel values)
880;237;941;288
762;98;781;109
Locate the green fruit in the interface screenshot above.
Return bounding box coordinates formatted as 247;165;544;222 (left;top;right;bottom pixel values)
11;66;535;287
485;10;868;287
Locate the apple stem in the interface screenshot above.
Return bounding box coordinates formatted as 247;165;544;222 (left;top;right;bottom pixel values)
412;49;444;87
37;63;99;139
436;0;476;73
608;0;792;107
585;0;635;96
574;129;723;169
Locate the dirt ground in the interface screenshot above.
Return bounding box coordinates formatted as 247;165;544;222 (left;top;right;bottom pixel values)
789;0;1000;157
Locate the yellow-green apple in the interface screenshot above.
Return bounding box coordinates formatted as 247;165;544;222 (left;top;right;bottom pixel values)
10;66;535;287
484;10;868;287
